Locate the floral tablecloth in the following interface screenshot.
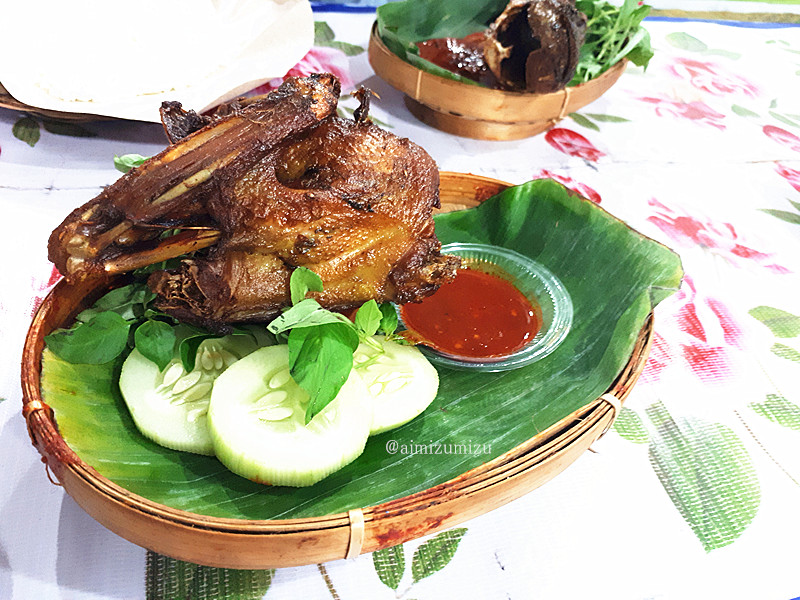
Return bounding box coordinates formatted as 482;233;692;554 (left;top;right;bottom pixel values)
1;5;800;600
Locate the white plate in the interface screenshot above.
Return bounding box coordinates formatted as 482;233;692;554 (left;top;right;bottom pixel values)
0;0;313;122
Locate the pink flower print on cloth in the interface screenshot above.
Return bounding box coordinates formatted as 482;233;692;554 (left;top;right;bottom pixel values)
639;96;726;130
647;198;790;273
641;330;672;384
776;163;800;194
533;170;602;203
642;277;745;385
764;126;800;154
544;128;605;162
248;46;355;96
30;265;63;316
668;57;759;98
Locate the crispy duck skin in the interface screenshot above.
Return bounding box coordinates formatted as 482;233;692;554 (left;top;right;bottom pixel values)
48;74;459;328
48;74;341;281
149;109;459;325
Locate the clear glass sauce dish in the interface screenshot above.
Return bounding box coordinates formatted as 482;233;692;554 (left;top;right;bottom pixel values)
398;243;573;372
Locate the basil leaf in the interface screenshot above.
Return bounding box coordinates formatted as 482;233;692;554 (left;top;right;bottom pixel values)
290;267;323;305
134;320;176;371
314;21;336;44
378;302;399;337
268;299;352;334
77;283;155;323
355;300;382;338
114;153;149;173
288;322;359;424
179;334;217;372
45;312;131;364
231;324;277;347
13;116;40;147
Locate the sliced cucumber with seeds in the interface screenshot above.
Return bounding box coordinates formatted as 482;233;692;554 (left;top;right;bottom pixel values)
354;336;439;435
119;336;257;455
207;345;373;487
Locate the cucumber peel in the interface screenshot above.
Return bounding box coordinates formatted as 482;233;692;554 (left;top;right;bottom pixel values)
354;336;439;435
207;345;373;487
120;332;438;486
118;336;257;455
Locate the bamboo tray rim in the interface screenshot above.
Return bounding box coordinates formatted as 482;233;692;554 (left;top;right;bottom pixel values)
20;171;654;566
22;316;649;532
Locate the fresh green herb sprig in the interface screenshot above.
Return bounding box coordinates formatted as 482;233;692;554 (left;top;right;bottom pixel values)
44;266;398;425
44;282;269;372
114;153;149;173
45;283;171;366
268;267;399;424
570;0;653;85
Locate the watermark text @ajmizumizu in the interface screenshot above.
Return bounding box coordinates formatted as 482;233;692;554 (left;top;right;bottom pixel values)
385;439;492;456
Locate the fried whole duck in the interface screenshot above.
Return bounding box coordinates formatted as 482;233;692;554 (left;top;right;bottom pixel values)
48;74;459;328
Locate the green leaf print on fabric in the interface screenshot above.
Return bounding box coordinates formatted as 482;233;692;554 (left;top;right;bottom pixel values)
750;394;800;431
760;206;800;225
410;528;468;583
666;32;708;52
771;342;800;363
732;104;759;118
769;111;800;129
704;48;742;60
12;115;95;147
613;406;650;444
583;113;630;123
145;552;274;600
569;113;600;131
749;306;800;338
13;116;40;147
569;112;629;131
646;402;760;552
372;529;469;593
664;32;740;59
314;21;365;56
373;544;406;590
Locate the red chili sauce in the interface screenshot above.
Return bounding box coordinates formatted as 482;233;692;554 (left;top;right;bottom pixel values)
400;267;541;360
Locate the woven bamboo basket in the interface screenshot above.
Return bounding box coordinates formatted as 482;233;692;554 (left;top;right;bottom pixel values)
368;24;627;141
21;172;653;569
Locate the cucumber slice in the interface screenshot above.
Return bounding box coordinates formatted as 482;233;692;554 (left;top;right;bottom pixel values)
207;345;373;487
119;336;257;455
354;336;439;435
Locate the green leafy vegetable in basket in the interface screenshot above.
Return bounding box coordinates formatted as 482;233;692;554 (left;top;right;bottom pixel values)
570;0;653;85
376;0;652;90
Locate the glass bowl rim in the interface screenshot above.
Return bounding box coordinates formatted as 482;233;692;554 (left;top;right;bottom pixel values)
399;242;573;372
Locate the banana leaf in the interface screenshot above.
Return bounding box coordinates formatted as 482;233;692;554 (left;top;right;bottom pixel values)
40;179;683;520
376;0;507;86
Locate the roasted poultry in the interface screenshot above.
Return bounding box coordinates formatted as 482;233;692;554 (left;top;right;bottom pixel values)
48;74;459;328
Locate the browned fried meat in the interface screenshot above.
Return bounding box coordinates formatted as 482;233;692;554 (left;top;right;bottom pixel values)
414;0;586;93
47;74;459;328
484;0;587;92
